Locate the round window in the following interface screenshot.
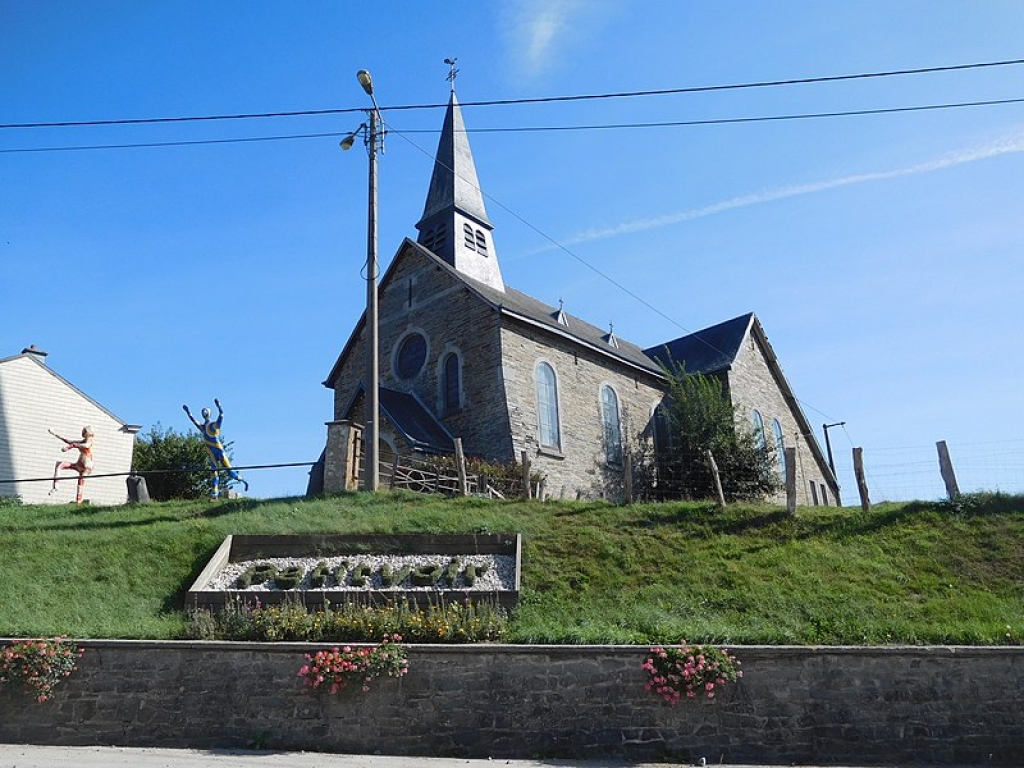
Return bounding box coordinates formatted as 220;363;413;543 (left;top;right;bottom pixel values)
396;333;427;379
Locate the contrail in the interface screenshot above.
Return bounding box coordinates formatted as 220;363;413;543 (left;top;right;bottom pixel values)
552;131;1024;249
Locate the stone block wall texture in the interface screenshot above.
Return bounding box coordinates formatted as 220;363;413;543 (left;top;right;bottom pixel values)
1;642;1021;765
727;332;831;507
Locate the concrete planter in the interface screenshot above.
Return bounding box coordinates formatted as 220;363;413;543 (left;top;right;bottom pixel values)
187;533;521;612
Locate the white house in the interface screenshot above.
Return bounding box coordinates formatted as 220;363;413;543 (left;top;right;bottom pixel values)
0;346;140;505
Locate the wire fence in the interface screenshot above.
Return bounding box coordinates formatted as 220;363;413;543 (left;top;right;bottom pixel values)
830;438;1024;503
3;439;1022;505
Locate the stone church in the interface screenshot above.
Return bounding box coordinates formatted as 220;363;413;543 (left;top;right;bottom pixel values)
318;85;839;506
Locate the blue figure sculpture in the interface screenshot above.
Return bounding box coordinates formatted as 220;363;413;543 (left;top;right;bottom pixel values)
183;398;248;499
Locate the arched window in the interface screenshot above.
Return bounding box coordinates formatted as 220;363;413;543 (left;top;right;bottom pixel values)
601;385;623;464
475;229;488;256
463;223;476;250
751;409;766;451
653;403;674;455
773;418;786;477
442;353;461;413
535;362;561;449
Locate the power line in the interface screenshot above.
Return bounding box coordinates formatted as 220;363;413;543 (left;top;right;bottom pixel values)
0;461;317;486
3;57;1023;130
4;95;1023;155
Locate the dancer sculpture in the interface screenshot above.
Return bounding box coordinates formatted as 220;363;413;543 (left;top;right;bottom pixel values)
183;398;249;500
49;426;94;504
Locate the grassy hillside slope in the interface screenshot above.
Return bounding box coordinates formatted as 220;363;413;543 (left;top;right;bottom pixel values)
0;492;1021;644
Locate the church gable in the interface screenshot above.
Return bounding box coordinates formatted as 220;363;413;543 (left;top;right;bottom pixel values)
719;318;838;505
327;239;514;464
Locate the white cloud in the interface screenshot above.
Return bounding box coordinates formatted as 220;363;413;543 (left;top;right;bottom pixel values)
557;131;1024;248
502;0;593;79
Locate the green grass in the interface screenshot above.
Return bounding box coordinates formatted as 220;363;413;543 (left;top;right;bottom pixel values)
0;491;1022;644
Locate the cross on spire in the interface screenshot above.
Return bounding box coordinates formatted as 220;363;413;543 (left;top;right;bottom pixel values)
444;57;459;91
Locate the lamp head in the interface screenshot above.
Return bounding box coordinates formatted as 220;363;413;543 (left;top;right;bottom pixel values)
356;69;373;96
340;133;356;151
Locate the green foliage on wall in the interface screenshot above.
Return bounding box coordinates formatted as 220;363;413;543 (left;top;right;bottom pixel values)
656;365;779;502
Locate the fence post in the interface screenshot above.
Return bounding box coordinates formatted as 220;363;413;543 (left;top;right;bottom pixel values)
853;447;871;512
936;440;960;500
622;450;634;504
389;454;399;490
521;450;531;500
704;449;726;509
785;446;797;517
454;438;468;496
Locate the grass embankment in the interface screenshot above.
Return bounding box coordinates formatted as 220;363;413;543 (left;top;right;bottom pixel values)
0;492;1021;644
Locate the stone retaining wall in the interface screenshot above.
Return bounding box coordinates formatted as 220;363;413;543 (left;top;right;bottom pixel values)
1;642;1021;765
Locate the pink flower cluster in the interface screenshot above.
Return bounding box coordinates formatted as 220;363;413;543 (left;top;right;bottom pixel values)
298;634;408;695
642;640;741;705
0;636;84;703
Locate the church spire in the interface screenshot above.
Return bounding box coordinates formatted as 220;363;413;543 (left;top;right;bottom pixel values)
415;61;504;292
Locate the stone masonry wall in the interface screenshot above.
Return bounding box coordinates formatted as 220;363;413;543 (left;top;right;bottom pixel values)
499;318;665;500
727;332;832;506
0;642;1020;765
331;245;513;462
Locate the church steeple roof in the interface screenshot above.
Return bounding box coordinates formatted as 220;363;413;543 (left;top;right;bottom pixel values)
417;90;492;229
415;81;504;292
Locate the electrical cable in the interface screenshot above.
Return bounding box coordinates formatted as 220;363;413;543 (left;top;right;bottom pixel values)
3;56;1022;130
4;95;1022;155
0;461;317;486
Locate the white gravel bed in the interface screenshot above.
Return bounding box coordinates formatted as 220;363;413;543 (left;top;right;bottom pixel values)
206;554;515;592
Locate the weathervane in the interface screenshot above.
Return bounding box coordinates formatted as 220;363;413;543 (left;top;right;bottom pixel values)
444;57;459;91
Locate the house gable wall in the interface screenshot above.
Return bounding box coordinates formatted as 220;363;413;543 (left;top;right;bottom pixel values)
0;356;134;505
727;331;833;505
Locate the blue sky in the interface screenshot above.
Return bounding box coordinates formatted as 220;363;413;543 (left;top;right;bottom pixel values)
3;1;1023;501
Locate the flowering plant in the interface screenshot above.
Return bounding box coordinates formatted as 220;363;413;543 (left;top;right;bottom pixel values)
642;640;741;704
0;637;84;703
298;634;408;695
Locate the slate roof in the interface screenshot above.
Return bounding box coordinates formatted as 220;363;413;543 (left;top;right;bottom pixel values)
417;90;491;229
406;240;666;378
343;383;455;454
644;313;755;375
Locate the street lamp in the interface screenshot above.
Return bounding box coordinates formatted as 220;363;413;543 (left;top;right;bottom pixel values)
341;69;384;491
822;421;845;487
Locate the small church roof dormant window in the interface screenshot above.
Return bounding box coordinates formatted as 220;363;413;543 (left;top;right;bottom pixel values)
553;299;569;327
604;323;619;349
474;229;488;256
463;223;476;250
396;332;428;379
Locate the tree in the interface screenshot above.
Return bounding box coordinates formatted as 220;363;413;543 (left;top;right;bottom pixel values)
653;364;779;502
132;424;232;501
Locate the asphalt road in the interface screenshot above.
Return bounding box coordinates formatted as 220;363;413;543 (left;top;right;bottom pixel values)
0;745;877;768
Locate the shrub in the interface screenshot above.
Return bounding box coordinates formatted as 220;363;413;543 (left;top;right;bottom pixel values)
0;637;84;703
183;596;507;643
309;562;331;588
642;640;741;704
275;566;305;590
132;424;227;501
